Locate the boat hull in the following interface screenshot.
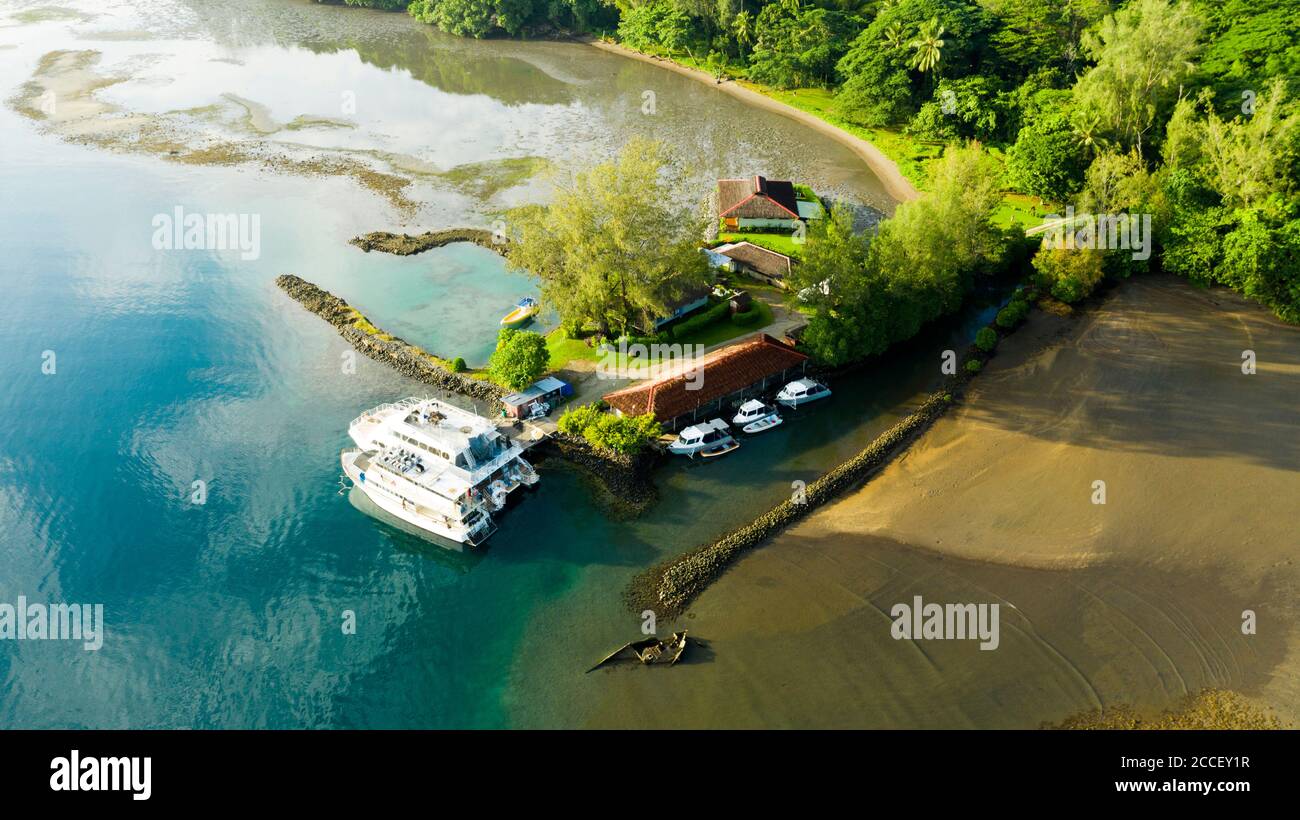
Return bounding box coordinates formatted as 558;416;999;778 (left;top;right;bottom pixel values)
742;414;783;434
341;450;491;549
775;391;831;408
500;306;538;328
698;440;740;458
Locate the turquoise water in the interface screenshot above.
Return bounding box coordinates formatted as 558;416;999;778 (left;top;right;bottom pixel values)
0;0;999;728
336;243;551;368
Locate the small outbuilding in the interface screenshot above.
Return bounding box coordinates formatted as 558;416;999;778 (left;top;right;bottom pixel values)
710;241;794;288
502;376;573;418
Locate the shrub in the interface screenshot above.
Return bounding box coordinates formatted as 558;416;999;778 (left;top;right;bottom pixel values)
995;300;1030;329
974;327;998;352
558;403;603;436
450;356;467;373
582;412;662;455
732;308;764;326
487;328;549;389
1033;247;1105;304
965;359;983;374
662;299;730;339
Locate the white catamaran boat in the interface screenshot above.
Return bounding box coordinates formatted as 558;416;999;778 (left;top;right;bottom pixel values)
341;397;538;548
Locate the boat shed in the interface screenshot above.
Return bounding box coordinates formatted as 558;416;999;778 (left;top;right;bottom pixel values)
502;376;573;418
602;333;808;431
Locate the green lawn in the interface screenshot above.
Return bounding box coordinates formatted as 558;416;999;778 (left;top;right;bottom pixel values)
545;328;601;368
671;300;774;349
717;231;804;258
992;192;1058;230
543;300;777;372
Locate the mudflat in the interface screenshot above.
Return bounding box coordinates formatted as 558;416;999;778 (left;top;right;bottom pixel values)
575;275;1300;728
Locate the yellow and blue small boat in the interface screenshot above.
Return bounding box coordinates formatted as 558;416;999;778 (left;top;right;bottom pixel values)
500;296;539;328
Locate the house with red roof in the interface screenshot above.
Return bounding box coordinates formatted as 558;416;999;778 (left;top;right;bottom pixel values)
602;333;809;431
717;175;803;230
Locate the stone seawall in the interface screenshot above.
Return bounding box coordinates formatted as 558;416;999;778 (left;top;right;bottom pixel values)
275;274;504;402
625;389;957;619
540;432;661;518
349;228;506;256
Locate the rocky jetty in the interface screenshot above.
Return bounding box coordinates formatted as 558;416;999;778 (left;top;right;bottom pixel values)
348;228;506;256
275;274;504;402
625;390;956;619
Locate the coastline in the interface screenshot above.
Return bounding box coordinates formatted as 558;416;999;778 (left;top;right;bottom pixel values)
563;275;1300;729
583;39;921;207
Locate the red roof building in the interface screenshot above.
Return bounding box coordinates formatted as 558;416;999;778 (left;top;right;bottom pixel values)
717;176;802;228
603;333;809;430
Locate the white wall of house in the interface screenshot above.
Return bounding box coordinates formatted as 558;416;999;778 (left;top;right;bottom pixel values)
702;247;737;270
736;217;798;229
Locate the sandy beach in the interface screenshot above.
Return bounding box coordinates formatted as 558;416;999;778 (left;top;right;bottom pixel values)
585;39;922;207
569;275;1300;728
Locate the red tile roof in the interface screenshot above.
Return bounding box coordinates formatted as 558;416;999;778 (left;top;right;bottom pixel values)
718;176;801;220
603;333;808;422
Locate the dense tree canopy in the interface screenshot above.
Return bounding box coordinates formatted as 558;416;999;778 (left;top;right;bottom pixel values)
788;143;1010;365
505;138;711;339
328;0;1300;324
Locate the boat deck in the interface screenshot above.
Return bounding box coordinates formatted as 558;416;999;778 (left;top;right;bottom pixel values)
493;417;555;453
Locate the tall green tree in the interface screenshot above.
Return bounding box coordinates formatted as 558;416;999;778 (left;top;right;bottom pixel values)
488;328;551;389
1072;0;1205;159
505;139;711;339
790;143;1008;365
1005;109;1088;202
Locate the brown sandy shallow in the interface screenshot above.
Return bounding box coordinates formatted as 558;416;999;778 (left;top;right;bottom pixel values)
9;49;418;213
522;275;1299;728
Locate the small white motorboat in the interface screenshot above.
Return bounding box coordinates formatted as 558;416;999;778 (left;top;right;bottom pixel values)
776;378;831;408
667;418;739;459
733;399;783;434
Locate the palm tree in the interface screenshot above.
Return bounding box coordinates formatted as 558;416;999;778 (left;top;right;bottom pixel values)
882;22;907;51
732;9;754;52
908;17;946;74
1071;112;1108;157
